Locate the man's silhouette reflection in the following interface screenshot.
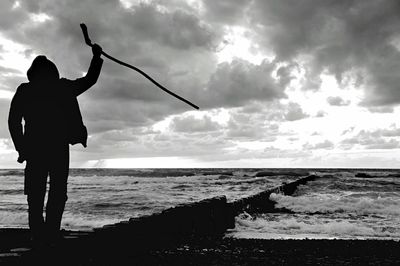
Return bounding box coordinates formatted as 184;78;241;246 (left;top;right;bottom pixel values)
8;44;103;246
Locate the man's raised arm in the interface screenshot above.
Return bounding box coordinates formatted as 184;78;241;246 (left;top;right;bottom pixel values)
73;43;103;96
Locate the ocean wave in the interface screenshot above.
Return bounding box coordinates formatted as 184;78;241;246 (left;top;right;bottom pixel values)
229;214;399;239
93;202;131;208
270;193;400;216
0;211;126;230
255;170;309;177
61;215;121;230
218;175;233;180
0;189;24;195
0;212;27;227
69;169;199;178
0;170;24;177
296;177;400;194
200;171;234;176
171;184;191;189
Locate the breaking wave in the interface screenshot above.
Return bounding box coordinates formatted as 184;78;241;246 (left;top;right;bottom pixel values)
270;193;400;216
229;213;400;240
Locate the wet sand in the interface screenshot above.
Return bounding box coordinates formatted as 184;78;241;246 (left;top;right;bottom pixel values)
0;229;399;265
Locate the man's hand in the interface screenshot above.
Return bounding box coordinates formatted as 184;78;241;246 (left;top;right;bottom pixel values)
92;43;102;58
17;149;27;163
17;155;25;164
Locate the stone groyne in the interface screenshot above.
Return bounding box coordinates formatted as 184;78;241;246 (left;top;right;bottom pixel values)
92;174;319;250
93;195;233;250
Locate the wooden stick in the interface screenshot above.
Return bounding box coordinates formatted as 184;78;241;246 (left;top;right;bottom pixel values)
80;23;199;110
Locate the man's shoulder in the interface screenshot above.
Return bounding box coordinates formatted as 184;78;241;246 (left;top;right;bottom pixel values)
59;77;78;88
14;83;30;96
16;82;29;90
59;77;73;84
59;78;79;97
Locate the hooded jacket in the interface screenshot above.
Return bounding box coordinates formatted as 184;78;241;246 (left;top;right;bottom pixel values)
8;55;103;155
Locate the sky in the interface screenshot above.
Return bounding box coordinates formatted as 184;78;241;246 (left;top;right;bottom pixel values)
1;0;400;168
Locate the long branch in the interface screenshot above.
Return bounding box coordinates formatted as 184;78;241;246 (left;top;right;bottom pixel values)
80;23;199;110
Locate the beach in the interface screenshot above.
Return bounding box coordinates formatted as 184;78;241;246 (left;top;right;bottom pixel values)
0;229;399;265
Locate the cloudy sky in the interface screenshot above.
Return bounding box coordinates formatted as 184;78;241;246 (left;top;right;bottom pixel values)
1;0;400;168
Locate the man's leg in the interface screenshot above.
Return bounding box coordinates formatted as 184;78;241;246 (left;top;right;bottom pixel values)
25;160;48;243
46;144;69;238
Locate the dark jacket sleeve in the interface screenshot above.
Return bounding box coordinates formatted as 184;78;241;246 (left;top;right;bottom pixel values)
8;85;25;153
73;56;103;96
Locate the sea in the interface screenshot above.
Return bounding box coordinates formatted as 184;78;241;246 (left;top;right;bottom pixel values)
0;168;399;240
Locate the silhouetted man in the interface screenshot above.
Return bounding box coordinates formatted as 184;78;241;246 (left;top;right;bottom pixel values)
8;43;103;246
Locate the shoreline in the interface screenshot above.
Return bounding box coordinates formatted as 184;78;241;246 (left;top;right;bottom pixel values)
2;227;399;241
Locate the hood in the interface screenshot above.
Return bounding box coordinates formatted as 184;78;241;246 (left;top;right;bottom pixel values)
27;55;60;83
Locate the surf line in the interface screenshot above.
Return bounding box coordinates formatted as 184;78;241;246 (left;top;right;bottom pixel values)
80;23;199;110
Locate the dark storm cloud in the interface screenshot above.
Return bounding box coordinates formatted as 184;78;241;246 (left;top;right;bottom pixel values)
90;127;155;143
0;0;225;134
80;126;233;161
315;110;326;118
201;59;286;109
2;0;293;166
226;101;310;125
0;66;24;93
367;106;394;114
303;140;334;150
0;75;25;93
4;0;220;78
170;115;221;133
135;103;289;158
1;0;290;139
275;62;298;88
244;0;400;106
202;0;251;24
124;4;219;50
0;0;28;31
0;65;22;74
167;103;284;143
341;128;400;149
3;1;400;114
263;146;312;159
226;122;277;141
326;96;350;106
341;127;355;136
90;77;167;102
365;139;400;150
284;102;308;121
0;98;11;138
225;107;281;141
80;98;180;134
227;118;267;140
226;125;269;140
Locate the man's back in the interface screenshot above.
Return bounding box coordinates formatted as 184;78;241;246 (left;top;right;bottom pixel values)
15;80;72;147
